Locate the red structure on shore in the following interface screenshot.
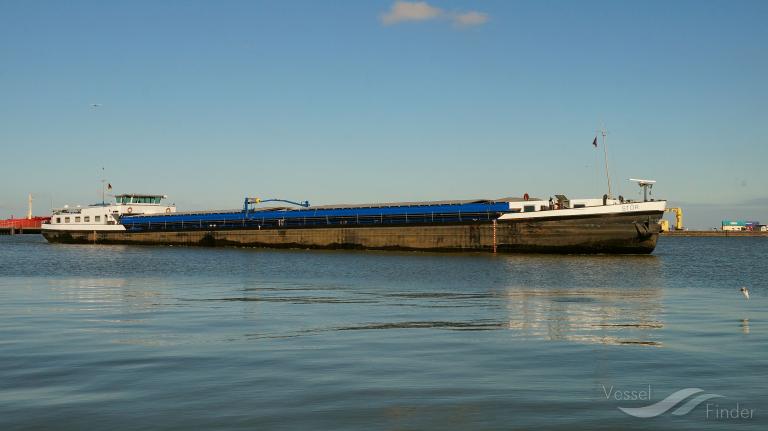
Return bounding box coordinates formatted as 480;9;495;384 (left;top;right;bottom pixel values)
0;216;51;229
0;194;50;233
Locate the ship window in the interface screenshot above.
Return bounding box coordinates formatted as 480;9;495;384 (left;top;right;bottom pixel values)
95;215;101;222
75;216;81;222
574;204;586;209
56;217;61;223
524;205;535;212
84;216;90;222
65;217;70;223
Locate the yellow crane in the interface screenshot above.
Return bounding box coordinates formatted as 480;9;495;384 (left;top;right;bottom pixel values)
661;207;683;232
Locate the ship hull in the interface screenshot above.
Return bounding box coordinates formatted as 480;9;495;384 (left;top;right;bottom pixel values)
42;210;663;254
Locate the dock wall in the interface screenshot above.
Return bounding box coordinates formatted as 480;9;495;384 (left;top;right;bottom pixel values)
661;231;768;237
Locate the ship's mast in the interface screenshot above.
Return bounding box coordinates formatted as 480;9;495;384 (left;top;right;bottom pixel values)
601;127;612;198
27;193;32;219
101;167;106;206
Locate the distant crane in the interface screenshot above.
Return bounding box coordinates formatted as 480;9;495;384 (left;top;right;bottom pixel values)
661;207;684;232
243;197;310;214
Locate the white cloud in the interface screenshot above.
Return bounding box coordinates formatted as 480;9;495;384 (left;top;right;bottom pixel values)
380;1;443;25
453;11;488;27
380;2;489;28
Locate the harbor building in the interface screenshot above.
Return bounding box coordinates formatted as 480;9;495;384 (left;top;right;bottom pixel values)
721;220;761;231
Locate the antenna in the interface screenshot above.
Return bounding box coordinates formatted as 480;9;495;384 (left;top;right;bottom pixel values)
629;178;656;202
600;126;612;198
101;167;106;206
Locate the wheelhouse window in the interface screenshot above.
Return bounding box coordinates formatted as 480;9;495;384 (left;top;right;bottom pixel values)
116;195;162;204
95;215;101;222
65;217;70;223
75;216;81;222
524;205;536;212
56;217;61;223
84;216;90;222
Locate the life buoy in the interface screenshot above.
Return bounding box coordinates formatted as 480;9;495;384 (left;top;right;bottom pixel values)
523;193;529;201
165;207;171;214
126;207;133;214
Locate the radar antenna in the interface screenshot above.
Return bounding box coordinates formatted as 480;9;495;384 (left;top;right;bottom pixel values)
628;178;656;202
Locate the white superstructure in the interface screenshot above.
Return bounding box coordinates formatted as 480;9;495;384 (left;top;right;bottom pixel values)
498;197;666;221
42;194;176;232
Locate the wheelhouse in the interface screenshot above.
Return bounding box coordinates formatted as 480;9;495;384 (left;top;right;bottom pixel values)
114;194;166;205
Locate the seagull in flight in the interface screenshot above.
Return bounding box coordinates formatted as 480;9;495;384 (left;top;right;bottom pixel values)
740;287;750;300
91;103;102;108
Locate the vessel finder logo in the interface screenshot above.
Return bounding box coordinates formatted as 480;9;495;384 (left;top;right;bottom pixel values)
602;385;723;418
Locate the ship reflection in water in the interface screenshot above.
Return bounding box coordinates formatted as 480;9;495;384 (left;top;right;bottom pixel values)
47;277;178;347
41;249;666;348
500;255;664;347
502;286;663;346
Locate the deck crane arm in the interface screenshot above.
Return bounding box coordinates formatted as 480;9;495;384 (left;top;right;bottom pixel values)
243;197;310;213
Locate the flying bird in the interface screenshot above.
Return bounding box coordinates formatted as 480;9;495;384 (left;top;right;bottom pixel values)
740;287;750;300
91;103;102;108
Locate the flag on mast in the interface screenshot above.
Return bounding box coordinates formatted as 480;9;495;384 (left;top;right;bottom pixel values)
592;137;598;148
107;183;112;191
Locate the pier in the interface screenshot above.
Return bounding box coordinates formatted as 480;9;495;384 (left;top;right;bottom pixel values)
0;226;43;235
661;230;768;237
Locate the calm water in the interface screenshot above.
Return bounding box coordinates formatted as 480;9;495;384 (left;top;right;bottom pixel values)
1;235;766;430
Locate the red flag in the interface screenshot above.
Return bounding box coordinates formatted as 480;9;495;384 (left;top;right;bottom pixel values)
592;137;598;148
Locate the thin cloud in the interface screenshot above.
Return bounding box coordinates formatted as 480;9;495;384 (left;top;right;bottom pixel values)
453;11;488;27
381;1;443;25
380;1;489;28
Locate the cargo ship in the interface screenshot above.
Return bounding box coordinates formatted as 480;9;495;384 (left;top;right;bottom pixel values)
41;181;666;254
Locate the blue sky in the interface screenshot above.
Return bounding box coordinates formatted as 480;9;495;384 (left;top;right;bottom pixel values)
1;0;766;228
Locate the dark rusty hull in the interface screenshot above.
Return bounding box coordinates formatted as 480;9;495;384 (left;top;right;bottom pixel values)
496;211;662;254
41;210;663;254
